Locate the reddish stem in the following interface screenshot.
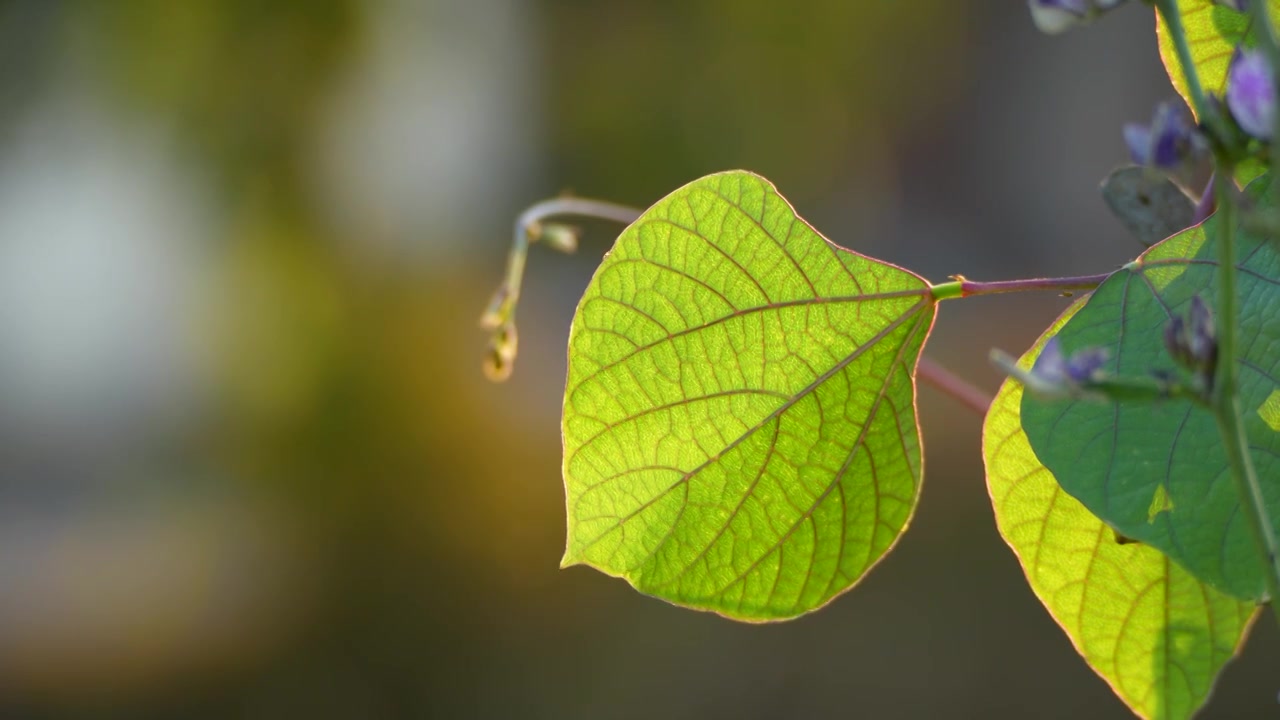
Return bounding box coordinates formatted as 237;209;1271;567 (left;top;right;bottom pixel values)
917;357;992;416
959;273;1111;298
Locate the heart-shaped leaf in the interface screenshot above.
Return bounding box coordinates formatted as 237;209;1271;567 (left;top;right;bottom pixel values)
561;171;935;621
986;302;1256;720
1021;177;1280;600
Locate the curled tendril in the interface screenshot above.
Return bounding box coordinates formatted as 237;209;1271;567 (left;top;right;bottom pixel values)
480;196;641;382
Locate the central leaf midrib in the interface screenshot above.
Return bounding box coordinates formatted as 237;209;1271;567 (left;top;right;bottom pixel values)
570;287;930;407
567;387;794;469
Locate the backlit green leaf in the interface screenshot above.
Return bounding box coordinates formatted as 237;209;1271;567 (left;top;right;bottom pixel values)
1155;0;1254;110
985;304;1256;720
561;171;935;621
1022;177;1280;600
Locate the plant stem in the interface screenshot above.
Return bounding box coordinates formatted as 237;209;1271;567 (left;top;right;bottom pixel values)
480;197;642;381
494;197;642;322
917;357;992;415
1157;0;1280;618
1212;174;1280;617
930;273;1110;301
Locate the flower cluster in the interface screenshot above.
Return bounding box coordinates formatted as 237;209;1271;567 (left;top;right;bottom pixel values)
1031;0;1275;160
1121;49;1276;171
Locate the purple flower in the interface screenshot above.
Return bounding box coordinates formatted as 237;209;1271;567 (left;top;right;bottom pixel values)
1186;295;1216;366
1212;0;1249;11
1124;101;1202;168
1032;338;1109;387
1163;295;1218;389
1163;315;1191;367
1029;338;1111;394
1227;48;1276;140
990;339;1109;400
1028;0;1132;33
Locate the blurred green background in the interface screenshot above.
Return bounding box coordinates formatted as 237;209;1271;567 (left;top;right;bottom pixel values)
0;1;1275;718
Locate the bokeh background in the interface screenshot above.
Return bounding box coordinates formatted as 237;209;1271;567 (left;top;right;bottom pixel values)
0;1;1275;718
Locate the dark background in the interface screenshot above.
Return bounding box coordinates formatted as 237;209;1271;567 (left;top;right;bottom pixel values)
0;1;1274;718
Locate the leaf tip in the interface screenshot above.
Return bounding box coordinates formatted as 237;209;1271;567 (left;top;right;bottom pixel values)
558;548;582;570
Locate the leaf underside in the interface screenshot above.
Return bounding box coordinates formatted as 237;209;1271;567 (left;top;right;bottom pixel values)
561;171;935;621
1021;177;1280;601
985;303;1255;720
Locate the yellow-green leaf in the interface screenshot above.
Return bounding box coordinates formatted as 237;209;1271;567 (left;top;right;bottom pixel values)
1155;0;1255;110
561;171;935;621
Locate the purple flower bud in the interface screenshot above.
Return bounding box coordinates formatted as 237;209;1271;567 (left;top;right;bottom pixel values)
1212;0;1248;11
1028;0;1089;32
1029;0;1129;34
1123;124;1152;165
1163;315;1192;367
1163;296;1218;389
1124;101;1202;169
1033;337;1109;388
1227;48;1276;140
1064;346;1110;383
1186;295;1217;370
992;338;1109;401
1032;337;1070;384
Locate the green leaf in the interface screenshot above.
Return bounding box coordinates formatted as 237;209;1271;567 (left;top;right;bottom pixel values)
1155;0;1252;111
561;171;935;621
1021;176;1280;600
1154;0;1272;184
985;302;1256;720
